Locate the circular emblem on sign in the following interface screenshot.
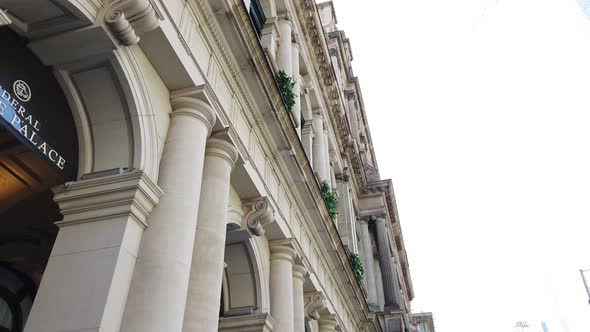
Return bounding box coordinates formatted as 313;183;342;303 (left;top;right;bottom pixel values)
13;80;31;102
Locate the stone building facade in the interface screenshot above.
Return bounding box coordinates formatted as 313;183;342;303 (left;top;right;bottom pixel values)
412;312;436;332
0;0;415;331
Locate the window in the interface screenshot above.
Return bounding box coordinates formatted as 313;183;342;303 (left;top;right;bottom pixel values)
249;0;266;37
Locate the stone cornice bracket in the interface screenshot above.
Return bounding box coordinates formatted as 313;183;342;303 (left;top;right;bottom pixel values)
344;89;356;100
243;196;275;236
304;292;326;320
0;9;12;27
104;0;160;46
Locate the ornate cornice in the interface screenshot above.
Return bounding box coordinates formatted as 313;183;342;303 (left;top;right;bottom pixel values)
294;0;367;194
243;197;275;236
104;0;160;46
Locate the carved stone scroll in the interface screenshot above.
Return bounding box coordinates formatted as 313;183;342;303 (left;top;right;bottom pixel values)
243;196;275;236
105;0;160;46
304;292;326;320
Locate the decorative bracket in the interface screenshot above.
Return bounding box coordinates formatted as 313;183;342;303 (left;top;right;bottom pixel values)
105;0;160;46
304;292;326;320
243;197;275;236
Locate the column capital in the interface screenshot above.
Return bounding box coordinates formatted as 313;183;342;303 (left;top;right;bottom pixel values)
374;215;389;227
270;239;297;263
318;314;340;330
243;196;275;236
301;121;314;134
53;170;163;229
277;13;292;23
312;108;323;118
344;89;357;100
170;97;217;133
292;264;308;282
205;137;239;168
335;167;350;182
304;292;326;320
292;33;301;47
359;213;387;223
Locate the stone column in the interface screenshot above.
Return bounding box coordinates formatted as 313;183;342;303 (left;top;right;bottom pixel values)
318;315;339;332
374;259;385;310
358;219;378;309
270;240;297;332
291;39;301;136
346;91;359;140
24;172;162;332
337;174;357;253
312;112;328;182
301;121;314;164
261;17;279;63
183;137;239;332
277;16;293;76
293;264;307;332
375;217;401;310
323;126;331;183
121;97;216;332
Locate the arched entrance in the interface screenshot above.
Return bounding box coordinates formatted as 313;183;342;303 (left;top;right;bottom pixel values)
0;1;165;327
0;26;78;332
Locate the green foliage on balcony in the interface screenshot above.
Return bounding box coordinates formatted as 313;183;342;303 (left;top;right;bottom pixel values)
277;70;296;112
349;252;365;283
321;180;338;220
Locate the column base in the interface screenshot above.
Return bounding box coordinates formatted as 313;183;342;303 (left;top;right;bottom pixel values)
368;303;380;312
218;313;275;332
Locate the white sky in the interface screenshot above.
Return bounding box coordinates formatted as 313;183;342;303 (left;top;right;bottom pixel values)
330;0;590;331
